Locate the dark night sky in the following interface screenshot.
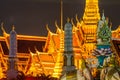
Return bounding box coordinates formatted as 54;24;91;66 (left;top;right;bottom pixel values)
0;0;120;36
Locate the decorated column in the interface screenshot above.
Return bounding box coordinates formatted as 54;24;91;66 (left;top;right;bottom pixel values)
7;26;18;80
60;20;77;80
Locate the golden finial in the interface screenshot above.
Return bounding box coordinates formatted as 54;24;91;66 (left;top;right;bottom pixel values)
28;48;34;56
75;14;79;22
28;48;31;53
46;24;50;32
67;17;70;23
1;22;5;32
34;46;38;52
55;20;59;28
71;18;75;26
1;22;8;36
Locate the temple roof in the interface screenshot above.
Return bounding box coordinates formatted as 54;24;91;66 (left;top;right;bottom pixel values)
112;25;120;38
0;35;46;55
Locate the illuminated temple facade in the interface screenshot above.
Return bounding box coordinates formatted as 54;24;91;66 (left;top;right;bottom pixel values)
0;0;120;79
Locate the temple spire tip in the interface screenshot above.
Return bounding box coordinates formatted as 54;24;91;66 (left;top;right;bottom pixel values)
12;25;15;31
46;24;50;32
1;22;5;32
71;18;75;26
102;10;105;20
75;14;79;22
55;20;59;28
67;17;70;23
1;22;7;36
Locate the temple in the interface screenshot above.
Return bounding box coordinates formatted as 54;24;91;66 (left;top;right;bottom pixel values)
0;0;120;79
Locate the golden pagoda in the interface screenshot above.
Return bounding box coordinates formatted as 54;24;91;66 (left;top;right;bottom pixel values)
82;0;100;42
81;0;100;54
0;0;120;79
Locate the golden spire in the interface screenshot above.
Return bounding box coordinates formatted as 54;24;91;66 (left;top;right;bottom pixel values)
82;0;100;43
60;0;63;30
